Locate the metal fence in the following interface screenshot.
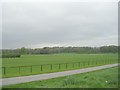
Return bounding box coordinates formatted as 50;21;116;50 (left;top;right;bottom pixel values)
2;59;114;77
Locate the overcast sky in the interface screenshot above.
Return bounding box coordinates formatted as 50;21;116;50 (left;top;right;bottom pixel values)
2;1;118;49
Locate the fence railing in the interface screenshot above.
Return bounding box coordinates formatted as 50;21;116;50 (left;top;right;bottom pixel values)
2;59;116;77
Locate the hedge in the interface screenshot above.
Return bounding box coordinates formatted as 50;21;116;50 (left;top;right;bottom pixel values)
2;54;21;58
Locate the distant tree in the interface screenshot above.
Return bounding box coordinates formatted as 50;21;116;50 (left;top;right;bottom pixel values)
100;45;118;53
20;47;27;55
2;49;21;58
1;45;118;57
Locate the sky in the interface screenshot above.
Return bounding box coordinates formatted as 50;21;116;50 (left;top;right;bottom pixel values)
2;0;118;49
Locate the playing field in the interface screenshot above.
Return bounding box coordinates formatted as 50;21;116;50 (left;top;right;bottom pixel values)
2;53;118;78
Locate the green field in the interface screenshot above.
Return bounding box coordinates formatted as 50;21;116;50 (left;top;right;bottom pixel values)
3;67;118;88
2;53;118;78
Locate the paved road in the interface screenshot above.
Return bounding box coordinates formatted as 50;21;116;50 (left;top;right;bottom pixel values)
0;63;118;86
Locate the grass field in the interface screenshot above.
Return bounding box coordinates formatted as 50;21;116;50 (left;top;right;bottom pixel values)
2;53;118;78
3;67;118;88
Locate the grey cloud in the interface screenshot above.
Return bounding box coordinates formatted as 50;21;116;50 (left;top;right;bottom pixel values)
2;2;118;49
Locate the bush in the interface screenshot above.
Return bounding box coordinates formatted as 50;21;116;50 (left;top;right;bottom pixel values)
2;54;21;58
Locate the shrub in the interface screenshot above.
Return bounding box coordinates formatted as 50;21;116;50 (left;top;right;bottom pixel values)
2;54;21;58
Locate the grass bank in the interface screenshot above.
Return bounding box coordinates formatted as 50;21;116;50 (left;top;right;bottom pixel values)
3;67;118;88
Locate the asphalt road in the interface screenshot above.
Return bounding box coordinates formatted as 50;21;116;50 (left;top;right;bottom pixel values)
0;63;118;86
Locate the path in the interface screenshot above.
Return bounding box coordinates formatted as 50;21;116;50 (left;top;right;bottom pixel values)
0;63;118;86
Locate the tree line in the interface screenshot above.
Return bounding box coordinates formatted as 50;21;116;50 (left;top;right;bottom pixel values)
1;45;118;58
1;49;21;58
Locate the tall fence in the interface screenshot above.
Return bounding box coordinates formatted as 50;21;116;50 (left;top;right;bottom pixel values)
2;59;115;77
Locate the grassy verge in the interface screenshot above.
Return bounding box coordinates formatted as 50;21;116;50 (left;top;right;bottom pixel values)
3;67;118;88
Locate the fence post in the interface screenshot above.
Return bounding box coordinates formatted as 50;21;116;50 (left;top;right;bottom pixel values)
66;63;67;69
19;66;20;74
51;64;52;70
41;65;43;71
30;66;32;73
59;64;60;70
3;67;6;75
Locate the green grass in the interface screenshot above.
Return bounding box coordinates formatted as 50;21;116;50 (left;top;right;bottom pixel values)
2;53;118;78
3;67;118;88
